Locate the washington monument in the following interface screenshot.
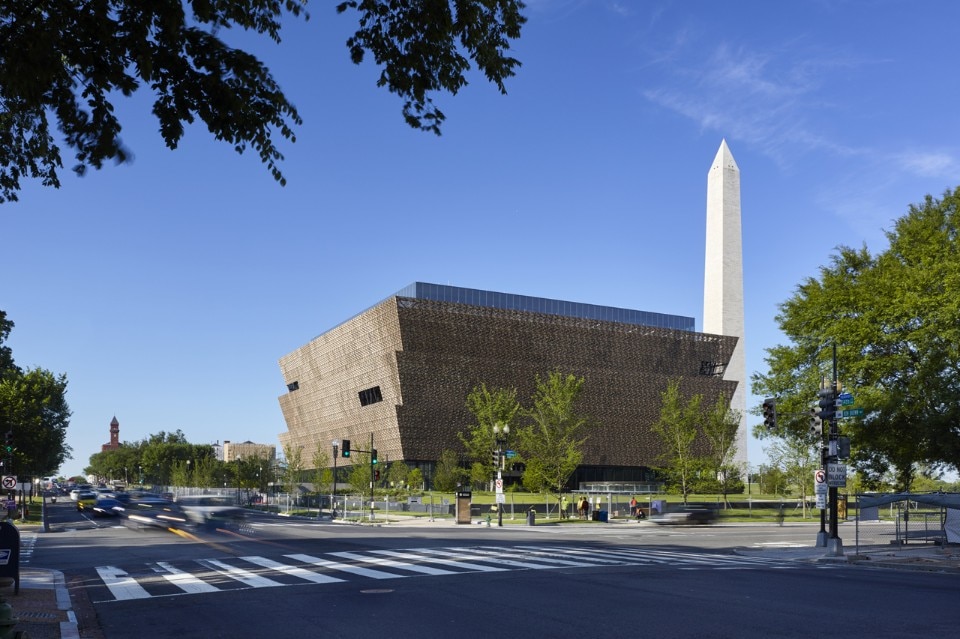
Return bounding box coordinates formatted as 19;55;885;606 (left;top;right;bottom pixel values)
703;139;748;467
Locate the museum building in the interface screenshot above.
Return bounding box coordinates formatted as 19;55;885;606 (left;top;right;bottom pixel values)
276;282;738;487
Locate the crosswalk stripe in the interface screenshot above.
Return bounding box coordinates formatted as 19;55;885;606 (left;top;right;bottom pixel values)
327;551;457;576
96;566;152;600
369;549;508;572
91;545;826;602
285;553;404;580
474;546;602;567
427;547;577;570
156;562;220;594
197;558;284;588
240;556;345;584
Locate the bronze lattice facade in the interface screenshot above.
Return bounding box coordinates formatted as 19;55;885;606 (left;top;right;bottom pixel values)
277;284;738;486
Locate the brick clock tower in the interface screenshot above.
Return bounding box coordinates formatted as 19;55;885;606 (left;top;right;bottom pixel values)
102;416;120;452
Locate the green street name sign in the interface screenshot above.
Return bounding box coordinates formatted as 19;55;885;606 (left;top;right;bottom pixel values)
841;408;864;418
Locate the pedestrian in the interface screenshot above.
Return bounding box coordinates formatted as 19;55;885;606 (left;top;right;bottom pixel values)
629;496;638;517
560;495;569;519
578;497;587;519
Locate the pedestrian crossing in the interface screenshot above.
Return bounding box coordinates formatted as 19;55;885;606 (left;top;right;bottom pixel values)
92;544;832;602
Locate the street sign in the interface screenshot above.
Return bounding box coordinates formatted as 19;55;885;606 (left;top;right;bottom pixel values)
496;493;505;504
827;463;847;488
838;392;853;403
505;450;516;459
840;396;855;406
495;479;503;494
816;493;827;509
0;476;15;490
841;408;864;418
814;469;828;495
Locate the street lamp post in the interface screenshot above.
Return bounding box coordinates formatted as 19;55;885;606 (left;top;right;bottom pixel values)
493;424;509;527
331;440;339;520
235;455;242;505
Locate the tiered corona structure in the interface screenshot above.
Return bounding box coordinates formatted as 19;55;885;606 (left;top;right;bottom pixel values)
278;283;737;485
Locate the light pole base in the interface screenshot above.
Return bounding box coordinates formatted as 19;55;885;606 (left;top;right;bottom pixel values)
816;530;829;547
825;537;844;557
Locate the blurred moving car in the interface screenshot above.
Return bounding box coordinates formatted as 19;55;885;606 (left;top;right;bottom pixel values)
650;506;717;525
176;495;246;530
75;491;97;512
91;493;127;517
115;498;189;530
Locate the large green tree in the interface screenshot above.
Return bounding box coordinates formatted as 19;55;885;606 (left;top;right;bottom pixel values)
752;186;960;490
0;0;526;203
0;311;72;476
515;371;592;505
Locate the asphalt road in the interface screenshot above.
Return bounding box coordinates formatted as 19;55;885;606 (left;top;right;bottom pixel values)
32;500;960;638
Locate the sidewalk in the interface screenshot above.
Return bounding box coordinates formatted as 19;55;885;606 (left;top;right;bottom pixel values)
734;541;960;572
1;568;77;639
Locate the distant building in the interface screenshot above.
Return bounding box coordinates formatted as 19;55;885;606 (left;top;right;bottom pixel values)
101;416;120;452
222;440;276;463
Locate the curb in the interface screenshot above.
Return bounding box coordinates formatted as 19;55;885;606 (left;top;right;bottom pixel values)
52;569;79;639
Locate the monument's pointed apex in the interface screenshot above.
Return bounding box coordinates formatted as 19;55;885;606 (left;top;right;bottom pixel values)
711;139;739;173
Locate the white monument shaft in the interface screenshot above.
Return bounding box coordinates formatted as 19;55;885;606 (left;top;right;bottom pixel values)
704;139;747;467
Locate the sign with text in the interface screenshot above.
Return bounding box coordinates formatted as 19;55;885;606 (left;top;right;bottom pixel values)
827;463;847;487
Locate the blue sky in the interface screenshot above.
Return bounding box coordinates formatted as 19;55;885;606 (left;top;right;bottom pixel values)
5;0;959;479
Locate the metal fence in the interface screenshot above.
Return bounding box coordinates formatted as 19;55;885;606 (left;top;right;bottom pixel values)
854;495;947;553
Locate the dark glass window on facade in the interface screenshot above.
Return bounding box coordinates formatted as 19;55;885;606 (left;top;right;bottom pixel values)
359;386;383;406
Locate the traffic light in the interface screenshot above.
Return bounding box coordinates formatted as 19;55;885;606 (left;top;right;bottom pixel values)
492;449;500;467
371;449;378;465
374;469;381;481
809;408;822;437
3;431;12;454
818;387;838;423
837;436;851;460
341;440;351;458
762;398;777;430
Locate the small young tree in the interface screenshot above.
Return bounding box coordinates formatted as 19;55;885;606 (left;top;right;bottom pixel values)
702;395;742;505
386;460;408;494
312;442;332;511
432;450;465;492
460;383;521;478
407;467;425;492
516;371;592;512
652;379;702;504
347;453;372;495
282;444;305;507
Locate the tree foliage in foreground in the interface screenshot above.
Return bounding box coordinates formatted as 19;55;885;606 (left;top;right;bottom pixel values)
752;186;960;491
0;1;527;203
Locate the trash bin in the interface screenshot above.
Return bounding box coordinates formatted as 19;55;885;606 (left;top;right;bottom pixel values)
599;510;608;523
591;510;599;521
527;508;536;526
